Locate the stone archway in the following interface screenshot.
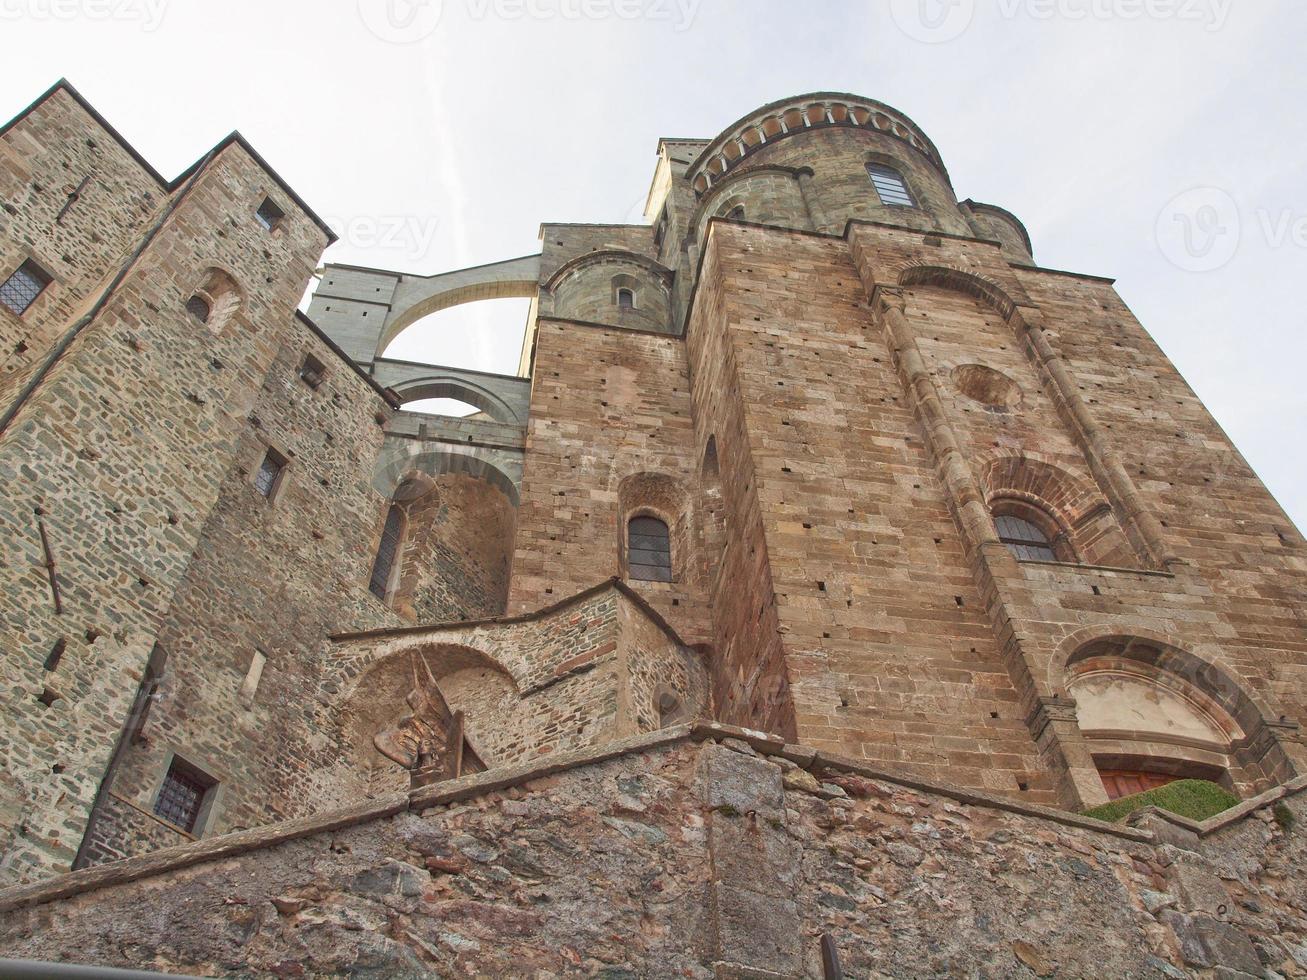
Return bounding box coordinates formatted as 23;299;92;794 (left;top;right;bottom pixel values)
1055;631;1298;799
339;644;519;794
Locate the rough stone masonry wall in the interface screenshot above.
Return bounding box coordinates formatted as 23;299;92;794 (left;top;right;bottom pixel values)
0;125;328;885
509;318;709;644
616;589;709;735
394;471;515;624
1;728;1304;979
78;328;403;868
0;87;162;406
331;588;632;777
694;223;1056;802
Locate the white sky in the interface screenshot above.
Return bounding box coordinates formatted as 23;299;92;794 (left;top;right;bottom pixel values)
4;0;1304;528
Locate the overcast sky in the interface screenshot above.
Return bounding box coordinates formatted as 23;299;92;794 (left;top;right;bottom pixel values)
4;0;1304;528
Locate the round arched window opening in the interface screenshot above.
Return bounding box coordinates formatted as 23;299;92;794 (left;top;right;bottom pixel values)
186;294;212;324
617;287;636;311
627;514;672;583
992;500;1074;563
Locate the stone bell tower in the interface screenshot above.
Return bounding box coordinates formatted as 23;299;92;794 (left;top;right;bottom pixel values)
449;92;1304;812
633;94;1307;810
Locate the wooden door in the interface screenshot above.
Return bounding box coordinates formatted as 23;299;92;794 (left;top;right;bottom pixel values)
1099;769;1177;801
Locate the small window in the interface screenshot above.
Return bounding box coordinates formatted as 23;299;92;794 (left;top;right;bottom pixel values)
0;260;53;316
299;353;326;389
254;448;286;498
725;205;746;222
617;288;636;311
628;515;672;583
996;513;1058;562
369;504;405;599
867;163;915;207
153;757;216;834
186;294;211;323
256;197;285;231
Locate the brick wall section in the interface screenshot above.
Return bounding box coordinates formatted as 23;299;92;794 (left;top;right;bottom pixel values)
76;793;190;868
508;319;708;644
617;591;709;735
0;117;329;883
694;223;1055;800
331;586;708;779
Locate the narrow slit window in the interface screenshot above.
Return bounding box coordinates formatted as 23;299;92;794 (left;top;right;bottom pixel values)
369;504;404;599
0;260;53;315
254;449;286;498
866;163;915;207
256;197;285;231
995;514;1057;562
628;515;672;583
154;758;215;834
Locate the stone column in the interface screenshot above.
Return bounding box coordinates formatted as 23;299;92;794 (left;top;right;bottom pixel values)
795;167;830;235
1028;697;1110;808
696;742;802;978
1011;306;1179;569
873;288;1001;554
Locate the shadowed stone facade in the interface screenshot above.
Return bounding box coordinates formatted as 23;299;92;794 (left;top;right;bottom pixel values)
1;82;1306;975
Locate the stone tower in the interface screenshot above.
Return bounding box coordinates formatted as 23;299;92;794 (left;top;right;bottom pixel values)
1;83;1305;899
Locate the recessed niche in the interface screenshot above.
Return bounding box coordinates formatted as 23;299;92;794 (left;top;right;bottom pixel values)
952;363;1023;412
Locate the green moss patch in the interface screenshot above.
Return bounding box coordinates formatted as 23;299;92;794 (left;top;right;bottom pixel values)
1083;779;1239;825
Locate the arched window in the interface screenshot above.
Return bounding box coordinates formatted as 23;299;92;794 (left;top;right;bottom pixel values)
188;269;242;333
369;504;405;599
725;205;746;222
617;287;636;310
186;294;211;323
866;163;915;207
627;515;672;582
995;512;1057;562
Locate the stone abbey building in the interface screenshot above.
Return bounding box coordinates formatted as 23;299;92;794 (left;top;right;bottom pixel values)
1;82;1306;977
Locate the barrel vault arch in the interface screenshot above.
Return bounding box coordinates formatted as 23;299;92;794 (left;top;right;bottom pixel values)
307;255;542;366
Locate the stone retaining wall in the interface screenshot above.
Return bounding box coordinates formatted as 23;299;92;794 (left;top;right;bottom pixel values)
1;725;1303;979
